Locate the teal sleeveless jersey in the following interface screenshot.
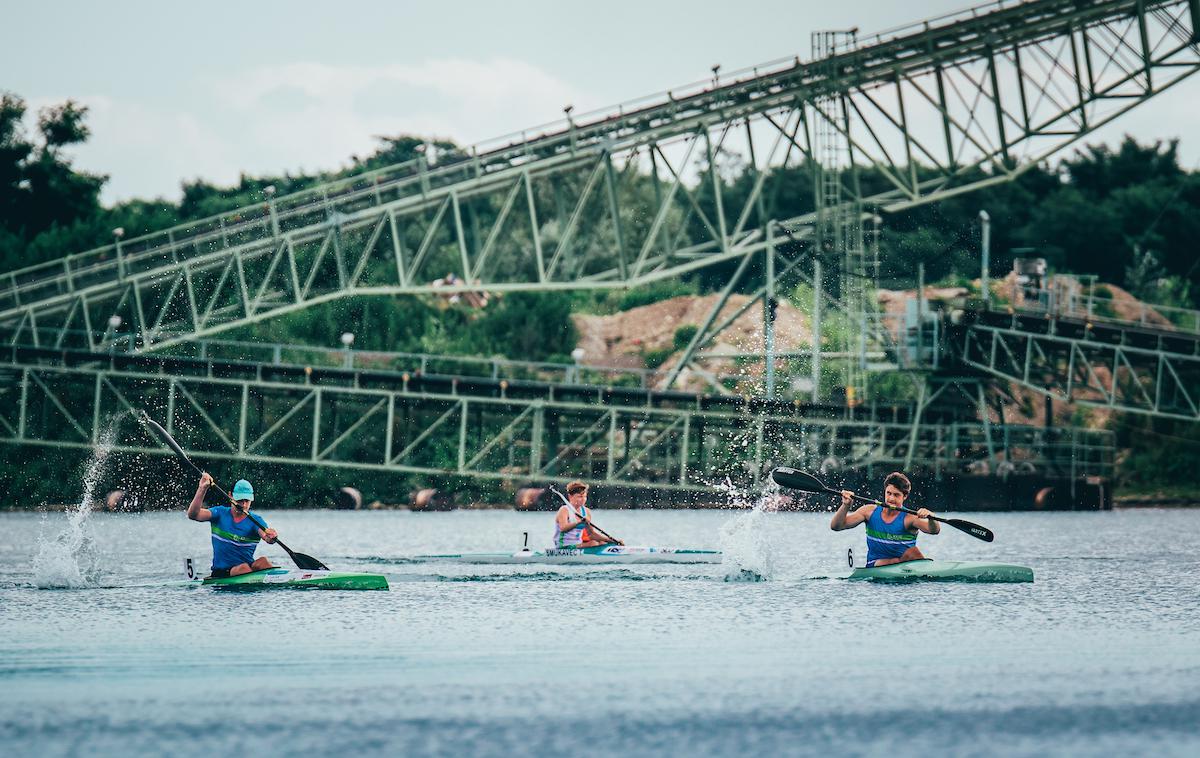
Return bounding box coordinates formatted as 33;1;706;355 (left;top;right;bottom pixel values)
208;506;267;570
865;506;916;566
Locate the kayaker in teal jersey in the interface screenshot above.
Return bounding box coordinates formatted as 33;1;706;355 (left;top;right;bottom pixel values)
554;481;622;548
187;473;279;577
829;471;939;566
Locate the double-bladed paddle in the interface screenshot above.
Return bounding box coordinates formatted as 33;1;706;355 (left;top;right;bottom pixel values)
547;485;624;546
771;466;995;542
138;411;330;570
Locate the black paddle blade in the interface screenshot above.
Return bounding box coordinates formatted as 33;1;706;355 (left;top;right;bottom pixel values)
286;549;330;571
771;467;827;494
140;412;201;473
948;519;995;542
143;414;337;569
245;512;332;571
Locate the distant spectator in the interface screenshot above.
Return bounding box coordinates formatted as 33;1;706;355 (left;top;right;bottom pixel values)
431;272;491;309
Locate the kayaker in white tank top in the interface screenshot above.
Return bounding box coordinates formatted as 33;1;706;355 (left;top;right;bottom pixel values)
554;481;619;548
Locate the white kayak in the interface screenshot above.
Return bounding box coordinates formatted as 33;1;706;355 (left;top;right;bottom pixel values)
418;544;723;565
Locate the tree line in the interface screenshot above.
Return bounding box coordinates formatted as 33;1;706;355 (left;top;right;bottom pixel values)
3;91;1199;498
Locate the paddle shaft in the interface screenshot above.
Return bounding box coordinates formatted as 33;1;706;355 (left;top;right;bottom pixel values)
840;488;927;518
581;519;621;545
139;413;329;570
835;489;994;541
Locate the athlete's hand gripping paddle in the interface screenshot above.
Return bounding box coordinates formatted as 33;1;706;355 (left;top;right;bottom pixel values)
139;411;330;570
548;485;624;546
771;467;995;542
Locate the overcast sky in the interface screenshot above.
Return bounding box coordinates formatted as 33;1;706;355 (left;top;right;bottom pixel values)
5;0;1198;205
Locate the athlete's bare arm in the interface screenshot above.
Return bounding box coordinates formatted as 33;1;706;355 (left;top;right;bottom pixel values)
555;505;583;533
830;491;872;531
906;508;941;535
187;473;214;522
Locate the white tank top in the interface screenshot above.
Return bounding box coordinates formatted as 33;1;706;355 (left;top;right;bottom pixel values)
553;503;588;548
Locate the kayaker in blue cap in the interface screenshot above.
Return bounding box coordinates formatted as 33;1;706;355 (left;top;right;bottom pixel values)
829;471;940;566
187;472;278;577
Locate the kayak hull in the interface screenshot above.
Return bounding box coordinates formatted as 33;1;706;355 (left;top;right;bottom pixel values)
420;545;722;565
847;559;1033;583
200;568;389;590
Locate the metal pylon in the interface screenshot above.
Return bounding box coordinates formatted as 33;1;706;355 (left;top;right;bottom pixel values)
812;29;878;410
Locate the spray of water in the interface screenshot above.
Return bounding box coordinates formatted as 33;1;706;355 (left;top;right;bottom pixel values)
32;423;117;589
716;475;786;581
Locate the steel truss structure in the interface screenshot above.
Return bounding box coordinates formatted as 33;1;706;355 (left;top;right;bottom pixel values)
1;0;1196;366
0;358;1112;489
1034;278;1200;333
811;28;877;405
961;317;1200;421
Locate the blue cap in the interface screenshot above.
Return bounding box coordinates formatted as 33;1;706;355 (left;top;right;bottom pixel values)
231;479;254;502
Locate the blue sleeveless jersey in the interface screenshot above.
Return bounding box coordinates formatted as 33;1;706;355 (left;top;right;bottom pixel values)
865;506;916;567
208;506;267;570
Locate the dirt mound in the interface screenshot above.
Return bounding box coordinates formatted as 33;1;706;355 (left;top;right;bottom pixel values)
571;294;812;391
876;286;969;319
1085;282;1174;328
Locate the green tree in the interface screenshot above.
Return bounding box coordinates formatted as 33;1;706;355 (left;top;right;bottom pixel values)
476;291;578;361
0;93;106;270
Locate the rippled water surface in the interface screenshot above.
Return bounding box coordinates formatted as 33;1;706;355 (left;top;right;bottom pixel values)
3;507;1198;756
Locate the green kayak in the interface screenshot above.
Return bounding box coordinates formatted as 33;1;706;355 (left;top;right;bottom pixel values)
200;568;389;591
847;559;1033;583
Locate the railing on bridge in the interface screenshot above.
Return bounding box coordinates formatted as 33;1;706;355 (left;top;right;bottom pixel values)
3;0;1195;337
0;358;1114;492
1010;279;1200;334
960;312;1200;421
0;48;804;312
0;327;943;428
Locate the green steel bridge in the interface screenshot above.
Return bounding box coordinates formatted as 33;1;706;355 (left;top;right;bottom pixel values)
0;344;1114;491
959;292;1200;422
2;0;1199;493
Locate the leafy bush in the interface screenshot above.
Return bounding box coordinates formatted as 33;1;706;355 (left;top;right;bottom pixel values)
1114;416;1200;492
1086;285;1118;319
642;347;674;368
475;291;577;362
618;279;698;310
673;324;699;350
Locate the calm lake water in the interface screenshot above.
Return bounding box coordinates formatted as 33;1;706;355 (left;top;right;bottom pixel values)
2;505;1198;757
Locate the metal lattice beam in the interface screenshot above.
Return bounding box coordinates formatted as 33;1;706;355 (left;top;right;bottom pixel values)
961;321;1200;420
0;357;1113;488
0;0;1195;355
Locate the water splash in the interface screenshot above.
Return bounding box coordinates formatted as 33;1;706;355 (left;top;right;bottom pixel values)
717;476;785;581
32;425;116;589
